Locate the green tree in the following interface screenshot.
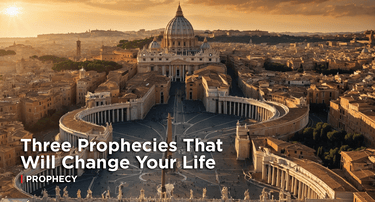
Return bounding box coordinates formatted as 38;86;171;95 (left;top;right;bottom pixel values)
327;130;340;142
303;127;314;137
353;133;364;147
344;133;354;146
321;123;332;139
339;145;350;153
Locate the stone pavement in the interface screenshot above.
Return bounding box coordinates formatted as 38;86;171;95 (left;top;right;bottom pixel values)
36;82;275;199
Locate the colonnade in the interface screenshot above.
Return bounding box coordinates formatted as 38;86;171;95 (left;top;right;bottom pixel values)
215;100;274;121
157;64;198;82
22;164;77;194
262;163;321;200
82;107;130;125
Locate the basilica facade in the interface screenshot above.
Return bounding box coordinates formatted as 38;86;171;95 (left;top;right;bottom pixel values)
137;4;220;82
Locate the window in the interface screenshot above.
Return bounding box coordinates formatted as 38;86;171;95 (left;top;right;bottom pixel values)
330;92;332;97
159;58;162;61
143;58;146;61
191;58;194;61
184;42;186;46
209;58;212;61
178;42;180;46
200;58;202;61
151;58;154;61
151;66;154;71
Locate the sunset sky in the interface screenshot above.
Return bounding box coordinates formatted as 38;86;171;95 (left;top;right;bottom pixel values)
0;0;374;38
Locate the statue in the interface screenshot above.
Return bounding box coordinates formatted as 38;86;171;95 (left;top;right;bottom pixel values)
279;189;285;200
244;190;250;200
118;185;123;199
286;192;292;200
106;189;110;198
77;189;81;199
139;188;145;200
102;193;105;199
63;186;69;198
221;187;228;200
260;188;268;200
189;189;193;199
86;188;92;199
202;188;207;199
55;186;60;198
170;187;174;198
42;189;48;198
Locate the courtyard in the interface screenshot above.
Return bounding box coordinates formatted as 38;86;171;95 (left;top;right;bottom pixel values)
37;82;278;199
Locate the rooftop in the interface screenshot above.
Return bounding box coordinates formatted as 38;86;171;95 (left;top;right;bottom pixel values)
60;108;105;134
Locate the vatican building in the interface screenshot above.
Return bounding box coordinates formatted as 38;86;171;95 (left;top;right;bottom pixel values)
137;4;220;82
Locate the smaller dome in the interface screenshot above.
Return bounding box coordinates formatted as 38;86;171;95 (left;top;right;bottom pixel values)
149;37;161;50
200;37;210;50
362;47;369;54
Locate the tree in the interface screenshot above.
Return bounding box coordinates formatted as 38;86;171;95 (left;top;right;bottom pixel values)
315;122;323;131
353;133;365;147
327;130;340;142
321;123;332;139
345;133;354;146
303;127;314;137
317;146;323;157
339;145;350;153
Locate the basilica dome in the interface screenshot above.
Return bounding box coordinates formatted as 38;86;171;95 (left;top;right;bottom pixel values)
200;37;210;50
164;5;194;38
162;4;198;51
149;37;161;50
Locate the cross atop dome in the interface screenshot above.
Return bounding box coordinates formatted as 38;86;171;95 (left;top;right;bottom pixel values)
176;3;183;17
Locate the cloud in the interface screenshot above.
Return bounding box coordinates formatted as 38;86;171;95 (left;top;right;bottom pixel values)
185;0;375;17
2;0;175;12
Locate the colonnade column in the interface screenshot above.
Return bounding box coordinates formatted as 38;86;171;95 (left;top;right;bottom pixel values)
285;170;290;191
298;181;302;199
267;165;272;184
262;161;267;181
280;170;285;189
293;178;298;195
271;166;276;186
224;101;227;114
276;168;280;187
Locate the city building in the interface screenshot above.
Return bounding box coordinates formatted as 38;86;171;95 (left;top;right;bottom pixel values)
328;96;375;146
76;68;106;105
307;83;340;106
137;5;221;82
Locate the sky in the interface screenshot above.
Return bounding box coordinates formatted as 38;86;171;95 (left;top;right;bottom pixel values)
0;0;374;38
